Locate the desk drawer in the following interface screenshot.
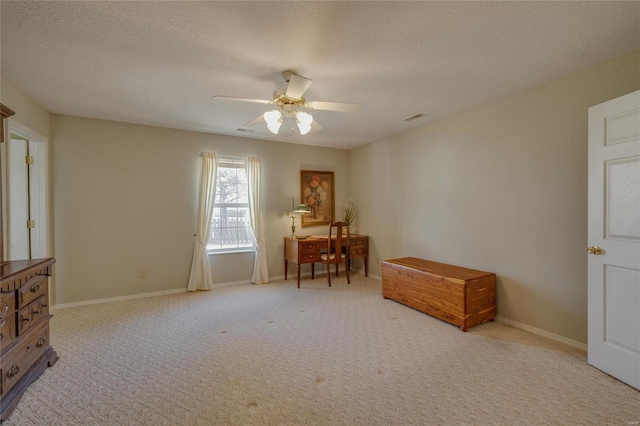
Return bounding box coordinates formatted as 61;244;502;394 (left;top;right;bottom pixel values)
299;241;322;262
350;247;367;257
349;238;368;257
299;241;322;251
350;237;368;248
299;251;321;262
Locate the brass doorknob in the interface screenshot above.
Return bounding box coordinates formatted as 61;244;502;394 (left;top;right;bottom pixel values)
587;246;603;255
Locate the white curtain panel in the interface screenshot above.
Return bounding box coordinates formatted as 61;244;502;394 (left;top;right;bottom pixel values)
246;156;270;284
187;152;217;291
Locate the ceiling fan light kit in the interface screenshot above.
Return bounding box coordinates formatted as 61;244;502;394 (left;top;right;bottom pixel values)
296;111;313;135
214;70;362;136
264;107;313;135
264;109;283;134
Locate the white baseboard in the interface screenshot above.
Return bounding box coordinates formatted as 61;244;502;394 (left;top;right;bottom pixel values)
53;279;254;310
212;279;251;288
496;315;587;351
54;288;187;310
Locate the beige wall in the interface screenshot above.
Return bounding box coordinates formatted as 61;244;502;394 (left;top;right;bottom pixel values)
0;76;50;138
51;115;350;304
349;52;640;344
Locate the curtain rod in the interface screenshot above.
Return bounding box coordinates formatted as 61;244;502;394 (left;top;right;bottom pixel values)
193;151;218;158
194;152;260;162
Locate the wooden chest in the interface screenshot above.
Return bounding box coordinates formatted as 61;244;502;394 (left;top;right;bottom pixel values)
382;257;496;331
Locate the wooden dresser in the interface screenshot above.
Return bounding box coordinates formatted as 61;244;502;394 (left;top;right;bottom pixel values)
0;258;58;422
382;257;496;331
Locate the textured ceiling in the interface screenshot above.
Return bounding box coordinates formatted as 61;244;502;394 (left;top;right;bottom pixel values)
1;1;639;149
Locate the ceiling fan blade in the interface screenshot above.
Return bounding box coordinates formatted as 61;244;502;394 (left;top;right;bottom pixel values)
310;119;323;133
241;115;265;128
212;95;272;105
285;74;313;99
306;101;362;112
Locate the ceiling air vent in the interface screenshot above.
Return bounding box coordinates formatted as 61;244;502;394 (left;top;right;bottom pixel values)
237;128;255;133
404;113;424;122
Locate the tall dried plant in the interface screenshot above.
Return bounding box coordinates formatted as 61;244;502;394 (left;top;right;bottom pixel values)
342;199;358;227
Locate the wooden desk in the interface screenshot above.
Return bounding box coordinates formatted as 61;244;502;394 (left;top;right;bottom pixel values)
283;234;369;287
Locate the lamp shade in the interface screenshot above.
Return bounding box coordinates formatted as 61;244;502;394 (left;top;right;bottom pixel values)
292;204;310;214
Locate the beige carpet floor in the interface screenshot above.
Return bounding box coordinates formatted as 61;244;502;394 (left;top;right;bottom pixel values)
5;274;639;425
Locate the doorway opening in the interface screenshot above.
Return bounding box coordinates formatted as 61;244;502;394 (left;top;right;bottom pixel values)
4;120;49;260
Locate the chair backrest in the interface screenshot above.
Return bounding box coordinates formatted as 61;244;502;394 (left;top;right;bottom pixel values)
327;221;349;264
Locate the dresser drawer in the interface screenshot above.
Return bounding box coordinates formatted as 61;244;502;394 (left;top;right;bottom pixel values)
0;320;49;397
0;315;16;351
30;295;49;325
0;291;17;353
17;295;48;336
17;275;47;309
0;291;16;319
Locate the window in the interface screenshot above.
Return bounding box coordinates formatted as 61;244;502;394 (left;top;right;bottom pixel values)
207;157;255;253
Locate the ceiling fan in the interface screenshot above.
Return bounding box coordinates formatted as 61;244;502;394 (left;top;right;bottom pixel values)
213;71;362;135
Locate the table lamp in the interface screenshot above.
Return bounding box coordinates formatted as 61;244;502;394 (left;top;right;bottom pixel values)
287;199;310;239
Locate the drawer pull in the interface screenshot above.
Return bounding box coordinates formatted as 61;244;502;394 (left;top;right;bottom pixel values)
37;337;47;348
7;364;20;378
0;332;3;340
30;283;41;292
32;309;40;315
0;302;9;319
21;317;30;323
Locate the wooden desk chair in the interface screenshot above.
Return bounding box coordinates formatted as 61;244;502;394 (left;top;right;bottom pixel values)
319;221;350;287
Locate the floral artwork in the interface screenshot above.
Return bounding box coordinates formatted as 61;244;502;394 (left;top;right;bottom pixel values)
300;170;335;227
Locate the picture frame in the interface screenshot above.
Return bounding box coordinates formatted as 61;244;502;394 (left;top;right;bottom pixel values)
300;170;335;227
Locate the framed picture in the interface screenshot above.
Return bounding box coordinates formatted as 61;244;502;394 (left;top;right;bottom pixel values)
300;170;335;227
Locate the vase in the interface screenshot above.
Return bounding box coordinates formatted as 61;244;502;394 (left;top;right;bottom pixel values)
312;204;319;219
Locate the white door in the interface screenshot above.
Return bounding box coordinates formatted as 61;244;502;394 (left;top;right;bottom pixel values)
588;90;640;390
8;137;30;259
